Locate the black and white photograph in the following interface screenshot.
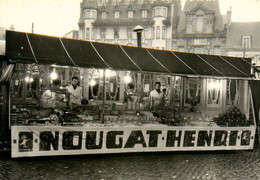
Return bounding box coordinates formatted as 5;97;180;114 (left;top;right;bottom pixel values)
0;0;260;179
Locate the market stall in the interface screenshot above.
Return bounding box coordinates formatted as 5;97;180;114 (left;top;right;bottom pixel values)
2;30;257;158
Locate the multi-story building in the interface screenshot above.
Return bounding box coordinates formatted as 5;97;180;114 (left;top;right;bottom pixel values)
226;22;260;78
172;0;228;55
76;0;229;55
78;0;182;49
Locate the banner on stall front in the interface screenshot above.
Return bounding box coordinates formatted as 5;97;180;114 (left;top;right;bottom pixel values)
11;125;256;158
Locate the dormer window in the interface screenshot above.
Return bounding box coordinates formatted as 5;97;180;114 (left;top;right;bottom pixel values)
142;10;147;18
101;12;107;19
128;11;133;18
153;7;167;17
185;6;215;34
114;11;120;19
84;9;97;19
196;15;203;33
242;35;251;48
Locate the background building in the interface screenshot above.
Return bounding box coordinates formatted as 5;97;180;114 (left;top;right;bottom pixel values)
74;0;230;55
172;0;228;55
226;22;260;77
77;0;182;49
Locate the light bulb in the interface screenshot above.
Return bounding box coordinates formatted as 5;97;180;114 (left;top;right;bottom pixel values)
50;69;58;80
25;76;30;82
124;74;132;84
89;79;97;86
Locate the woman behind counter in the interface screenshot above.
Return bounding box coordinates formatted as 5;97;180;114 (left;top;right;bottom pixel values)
66;76;83;105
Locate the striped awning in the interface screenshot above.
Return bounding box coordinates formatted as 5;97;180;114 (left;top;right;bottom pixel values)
5;30;252;79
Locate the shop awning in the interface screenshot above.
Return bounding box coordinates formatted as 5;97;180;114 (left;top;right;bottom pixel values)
5;30;253;79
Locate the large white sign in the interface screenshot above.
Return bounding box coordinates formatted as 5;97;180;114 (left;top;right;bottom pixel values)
11;125;256;158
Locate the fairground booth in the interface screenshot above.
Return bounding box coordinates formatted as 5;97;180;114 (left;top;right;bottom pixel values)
0;30;258;158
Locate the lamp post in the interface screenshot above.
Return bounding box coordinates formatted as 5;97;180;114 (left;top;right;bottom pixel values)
133;25;144;48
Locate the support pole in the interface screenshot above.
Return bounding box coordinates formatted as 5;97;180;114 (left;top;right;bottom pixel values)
102;70;106;124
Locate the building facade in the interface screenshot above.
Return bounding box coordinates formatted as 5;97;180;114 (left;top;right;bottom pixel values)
76;0;229;55
172;0;228;55
78;0;182;49
226;22;260;77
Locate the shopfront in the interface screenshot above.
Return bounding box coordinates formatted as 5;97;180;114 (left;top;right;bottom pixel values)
1;30;257;157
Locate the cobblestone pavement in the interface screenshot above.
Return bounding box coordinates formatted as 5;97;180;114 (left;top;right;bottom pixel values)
1;142;260;180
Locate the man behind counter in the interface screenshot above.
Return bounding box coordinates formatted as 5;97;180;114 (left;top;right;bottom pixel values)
149;82;166;110
66;76;83;105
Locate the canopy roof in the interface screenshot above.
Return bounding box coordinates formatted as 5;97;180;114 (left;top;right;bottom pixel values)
5;30;252;79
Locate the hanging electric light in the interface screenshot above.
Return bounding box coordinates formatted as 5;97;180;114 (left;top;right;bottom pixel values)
25;76;30;82
89;79;97;86
124;72;132;84
50;68;58;80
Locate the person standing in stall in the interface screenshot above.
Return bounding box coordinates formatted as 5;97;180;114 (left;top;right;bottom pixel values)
66;76;83;105
149;82;166;110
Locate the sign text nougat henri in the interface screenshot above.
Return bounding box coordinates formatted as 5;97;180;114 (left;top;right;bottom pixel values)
16;128;253;153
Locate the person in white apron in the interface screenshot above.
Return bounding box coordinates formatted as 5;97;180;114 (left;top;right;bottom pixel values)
66;76;83;105
149;82;165;110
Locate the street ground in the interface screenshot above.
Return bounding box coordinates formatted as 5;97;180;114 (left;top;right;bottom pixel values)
1;140;260;180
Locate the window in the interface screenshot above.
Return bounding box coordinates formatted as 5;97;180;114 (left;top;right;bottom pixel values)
86;28;90;40
162;26;166;39
114;28;119;40
84;10;90;18
152;26;155;39
142;10;147;18
194;46;204;54
91;28;96;40
101;12;107;19
194;38;208;45
155;7;161;17
153;7;167;17
128;11;133;18
91;10;97;19
127;28;133;40
84;9;97;19
156;26;160;39
115;11;120;19
242;35;251;48
163;8;167;17
213;46;221;55
196;15;203;32
178;46;185;52
143;27;147;39
101;28;106;42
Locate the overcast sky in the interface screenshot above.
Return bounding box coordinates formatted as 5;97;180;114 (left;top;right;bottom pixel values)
0;0;259;37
